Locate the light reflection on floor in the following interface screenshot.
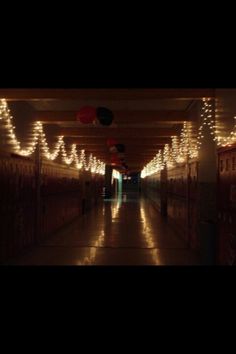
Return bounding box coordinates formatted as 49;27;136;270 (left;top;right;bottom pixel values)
140;204;160;265
9;192;201;266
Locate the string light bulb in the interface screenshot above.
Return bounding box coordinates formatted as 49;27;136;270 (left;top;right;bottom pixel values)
141;98;236;178
0;99;105;175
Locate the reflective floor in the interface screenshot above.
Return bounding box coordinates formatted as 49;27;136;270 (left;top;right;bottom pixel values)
9;192;201;265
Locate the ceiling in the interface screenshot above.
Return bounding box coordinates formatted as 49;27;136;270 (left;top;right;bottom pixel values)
2;89;214;172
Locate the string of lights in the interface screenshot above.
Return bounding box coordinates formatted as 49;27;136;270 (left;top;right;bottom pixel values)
141;98;236;178
0;99;105;175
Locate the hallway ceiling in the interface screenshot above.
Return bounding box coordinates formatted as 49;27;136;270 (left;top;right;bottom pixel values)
2;89;214;172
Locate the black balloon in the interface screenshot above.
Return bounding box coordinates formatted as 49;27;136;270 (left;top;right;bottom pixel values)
115;144;125;153
96;107;114;126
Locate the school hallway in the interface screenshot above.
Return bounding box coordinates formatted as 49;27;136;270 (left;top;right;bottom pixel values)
1;89;235;266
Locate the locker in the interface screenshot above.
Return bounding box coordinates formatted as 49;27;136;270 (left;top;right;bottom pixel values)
0;153;104;263
218;148;236;264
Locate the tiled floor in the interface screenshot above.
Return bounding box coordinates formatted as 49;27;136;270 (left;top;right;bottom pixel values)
9;192;201;265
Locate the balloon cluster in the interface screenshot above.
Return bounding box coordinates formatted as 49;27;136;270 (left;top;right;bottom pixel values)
76;106;114;126
76;106;128;171
107;139;128;172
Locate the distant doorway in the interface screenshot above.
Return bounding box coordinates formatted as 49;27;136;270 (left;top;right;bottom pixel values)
122;172;140;193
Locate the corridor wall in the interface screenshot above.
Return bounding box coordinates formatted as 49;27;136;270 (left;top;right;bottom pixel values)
143;91;236;264
142;161;198;250
217;147;236;264
215;89;236;264
0;154;36;262
0;153;104;263
142;171;162;211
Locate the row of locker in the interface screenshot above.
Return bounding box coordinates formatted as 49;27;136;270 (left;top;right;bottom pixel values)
218;148;236;264
0;157;36;262
142;173;162;211
167;163;198;249
167;162;198;200
143;153;236;264
0;157;104;263
41;164;81;195
167;168;188;198
142;162;199;251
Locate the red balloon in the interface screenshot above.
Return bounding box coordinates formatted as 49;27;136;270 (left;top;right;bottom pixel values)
76;106;96;124
110;155;121;165
107;139;118;147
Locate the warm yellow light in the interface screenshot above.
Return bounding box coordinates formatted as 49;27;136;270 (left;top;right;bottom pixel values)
0;99;106;175
141;98;236;178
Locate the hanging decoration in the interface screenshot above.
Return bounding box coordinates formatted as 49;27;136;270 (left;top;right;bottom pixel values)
76;106;96;124
96;107;114;126
141;98;236;178
107;138;118;147
0;99;105;175
107;139;127;167
110;154;122;166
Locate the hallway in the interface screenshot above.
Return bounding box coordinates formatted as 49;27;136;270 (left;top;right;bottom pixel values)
9;192;201;266
1;89;235;266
